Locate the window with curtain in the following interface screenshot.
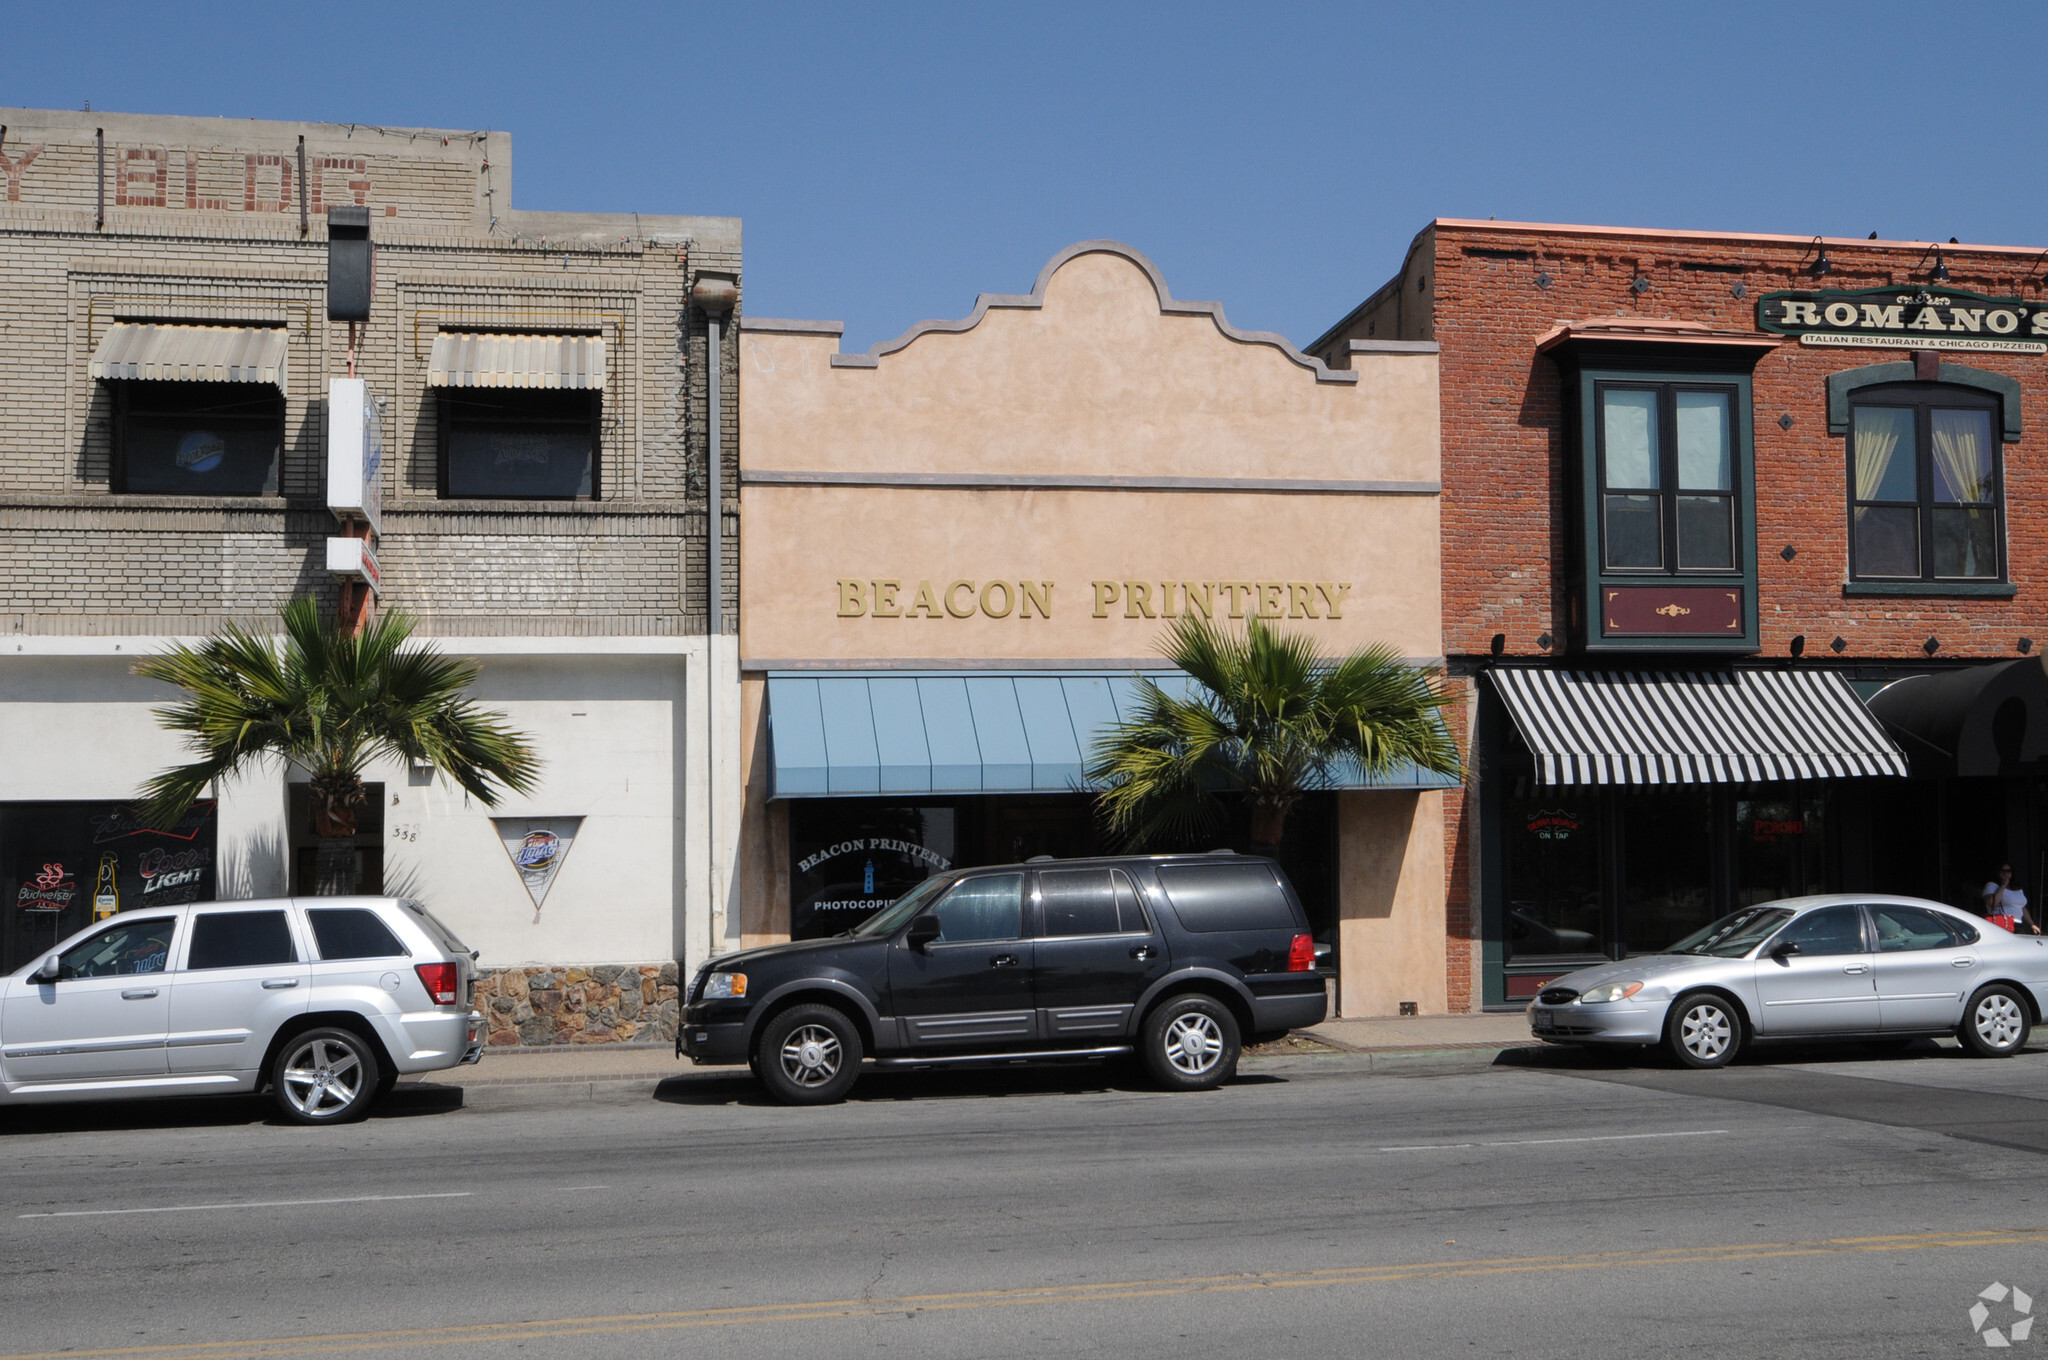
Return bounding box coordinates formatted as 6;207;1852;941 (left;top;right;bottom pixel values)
1596;383;1739;574
1849;386;2002;581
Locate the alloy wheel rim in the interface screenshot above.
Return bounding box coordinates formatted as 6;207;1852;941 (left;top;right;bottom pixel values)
1680;1004;1731;1059
779;1024;842;1086
281;1037;364;1118
1976;994;2025;1049
1164;1013;1224;1076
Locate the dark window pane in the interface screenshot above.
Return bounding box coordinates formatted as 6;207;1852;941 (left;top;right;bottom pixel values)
1038;869;1120;936
1156;863;1295;932
1601;389;1660;488
122;413;280;495
1112;871;1149;934
308;908;407;960
186;910;296;970
1852;406;1916;502
1622;790;1720;950
1871;905;1960;953
1675;391;1732;490
1772;905;1865;957
57;918;176;978
1854;506;1919;577
1504;798;1603;960
1622;789;1716;952
1930;409;1994;503
446;425;592;498
1736;793;1825;907
931;874;1023;943
1676;495;1733;569
1604;494;1662;569
1931;507;1997;578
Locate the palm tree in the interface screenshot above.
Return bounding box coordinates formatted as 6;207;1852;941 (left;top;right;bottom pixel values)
134;597;541;893
1087;614;1460;851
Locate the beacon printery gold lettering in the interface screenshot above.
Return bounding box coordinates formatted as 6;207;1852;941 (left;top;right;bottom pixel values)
833;578;1351;621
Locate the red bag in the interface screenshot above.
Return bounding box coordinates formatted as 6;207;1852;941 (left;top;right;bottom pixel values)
1990;914;2020;933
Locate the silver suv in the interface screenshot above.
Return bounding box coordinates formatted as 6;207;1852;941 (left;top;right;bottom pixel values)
0;897;483;1124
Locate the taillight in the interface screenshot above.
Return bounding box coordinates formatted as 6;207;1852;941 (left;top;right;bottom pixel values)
415;962;460;1005
1288;933;1315;972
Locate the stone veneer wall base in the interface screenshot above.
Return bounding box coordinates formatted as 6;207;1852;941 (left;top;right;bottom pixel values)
473;963;680;1047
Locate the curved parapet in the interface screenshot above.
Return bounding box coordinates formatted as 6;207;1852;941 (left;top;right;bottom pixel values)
826;240;1357;384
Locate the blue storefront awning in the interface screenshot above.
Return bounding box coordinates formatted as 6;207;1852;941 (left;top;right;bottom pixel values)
765;671;1460;799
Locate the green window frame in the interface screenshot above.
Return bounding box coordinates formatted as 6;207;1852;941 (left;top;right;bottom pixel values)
1594;381;1744;577
1847;384;2005;585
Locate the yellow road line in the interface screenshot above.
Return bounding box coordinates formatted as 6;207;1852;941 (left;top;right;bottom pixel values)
5;1227;2043;1360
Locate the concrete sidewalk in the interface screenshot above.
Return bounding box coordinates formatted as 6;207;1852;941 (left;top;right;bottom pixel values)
404;1012;1543;1109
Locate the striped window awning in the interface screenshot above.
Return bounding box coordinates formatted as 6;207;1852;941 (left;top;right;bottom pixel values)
427;332;606;390
1490;667;1908;786
88;324;288;392
766;671;1461;799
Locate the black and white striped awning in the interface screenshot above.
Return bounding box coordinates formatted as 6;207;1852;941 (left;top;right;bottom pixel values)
1490;668;1909;785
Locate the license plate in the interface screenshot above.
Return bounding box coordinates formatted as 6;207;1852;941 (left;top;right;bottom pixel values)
1532;1011;1556;1032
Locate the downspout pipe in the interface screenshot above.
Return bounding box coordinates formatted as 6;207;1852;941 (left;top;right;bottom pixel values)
691;275;738;949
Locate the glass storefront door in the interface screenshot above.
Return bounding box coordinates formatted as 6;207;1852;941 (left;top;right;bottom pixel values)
1502;795;1605;962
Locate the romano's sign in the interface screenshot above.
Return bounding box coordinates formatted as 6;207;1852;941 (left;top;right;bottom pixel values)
1758;287;2048;355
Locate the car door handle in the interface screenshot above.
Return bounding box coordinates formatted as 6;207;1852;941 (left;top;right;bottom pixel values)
1842;965;1869;975
1130;945;1156;961
989;954;1019;968
1953;958;1977;967
262;979;300;990
120;988;159;1000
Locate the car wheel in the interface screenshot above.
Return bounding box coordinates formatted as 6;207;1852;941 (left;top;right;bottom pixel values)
1141;994;1241;1091
271;1027;381;1125
1960;985;2032;1058
754;1004;863;1105
1665;993;1741;1070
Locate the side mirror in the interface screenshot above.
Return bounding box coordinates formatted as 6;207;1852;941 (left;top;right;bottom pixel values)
32;954;60;982
905;914;942;954
1770;940;1801;961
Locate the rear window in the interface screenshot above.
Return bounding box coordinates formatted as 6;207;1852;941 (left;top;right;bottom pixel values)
1155;862;1296;933
187;910;298;970
400;899;469;956
308;908;408;960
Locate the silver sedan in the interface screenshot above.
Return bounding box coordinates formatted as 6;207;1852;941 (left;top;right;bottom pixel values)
1526;895;2048;1068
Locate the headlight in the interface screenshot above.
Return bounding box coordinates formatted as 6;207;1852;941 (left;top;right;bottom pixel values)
701;972;748;1000
1579;981;1644;1004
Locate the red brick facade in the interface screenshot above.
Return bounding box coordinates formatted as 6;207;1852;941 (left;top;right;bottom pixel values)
1317;220;2048;1010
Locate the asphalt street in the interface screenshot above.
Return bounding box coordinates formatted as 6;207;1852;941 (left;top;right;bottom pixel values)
4;1042;2048;1359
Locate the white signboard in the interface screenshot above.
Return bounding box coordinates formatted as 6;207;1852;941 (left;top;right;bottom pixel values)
326;377;383;535
325;535;381;595
492;816;585;916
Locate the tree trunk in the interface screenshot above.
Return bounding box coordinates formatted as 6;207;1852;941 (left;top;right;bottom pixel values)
313;838;360;896
1249;804;1288;847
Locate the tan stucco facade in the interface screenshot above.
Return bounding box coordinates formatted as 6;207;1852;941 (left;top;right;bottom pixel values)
734;242;1452;1012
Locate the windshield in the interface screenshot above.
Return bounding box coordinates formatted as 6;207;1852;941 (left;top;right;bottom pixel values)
849;874;957;939
1666;907;1795;958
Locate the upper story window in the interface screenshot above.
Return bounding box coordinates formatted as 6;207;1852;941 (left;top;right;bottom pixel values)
438;389;599;500
1849;385;2002;581
115;381;283;496
1596;382;1740;574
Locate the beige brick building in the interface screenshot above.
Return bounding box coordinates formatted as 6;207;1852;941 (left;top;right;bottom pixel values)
0;108;743;1045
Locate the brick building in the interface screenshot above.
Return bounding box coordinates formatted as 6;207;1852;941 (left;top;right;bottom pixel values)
1313;219;2048;1010
0;108;743;1044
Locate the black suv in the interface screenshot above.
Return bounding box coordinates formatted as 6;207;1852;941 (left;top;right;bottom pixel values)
680;853;1329;1103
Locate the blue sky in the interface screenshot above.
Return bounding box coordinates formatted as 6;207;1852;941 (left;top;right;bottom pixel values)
8;3;2047;351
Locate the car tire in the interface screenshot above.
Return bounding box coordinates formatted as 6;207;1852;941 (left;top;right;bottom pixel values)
1665;992;1742;1070
754;1004;864;1105
1959;984;2032;1058
1141;994;1241;1091
271;1027;381;1125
